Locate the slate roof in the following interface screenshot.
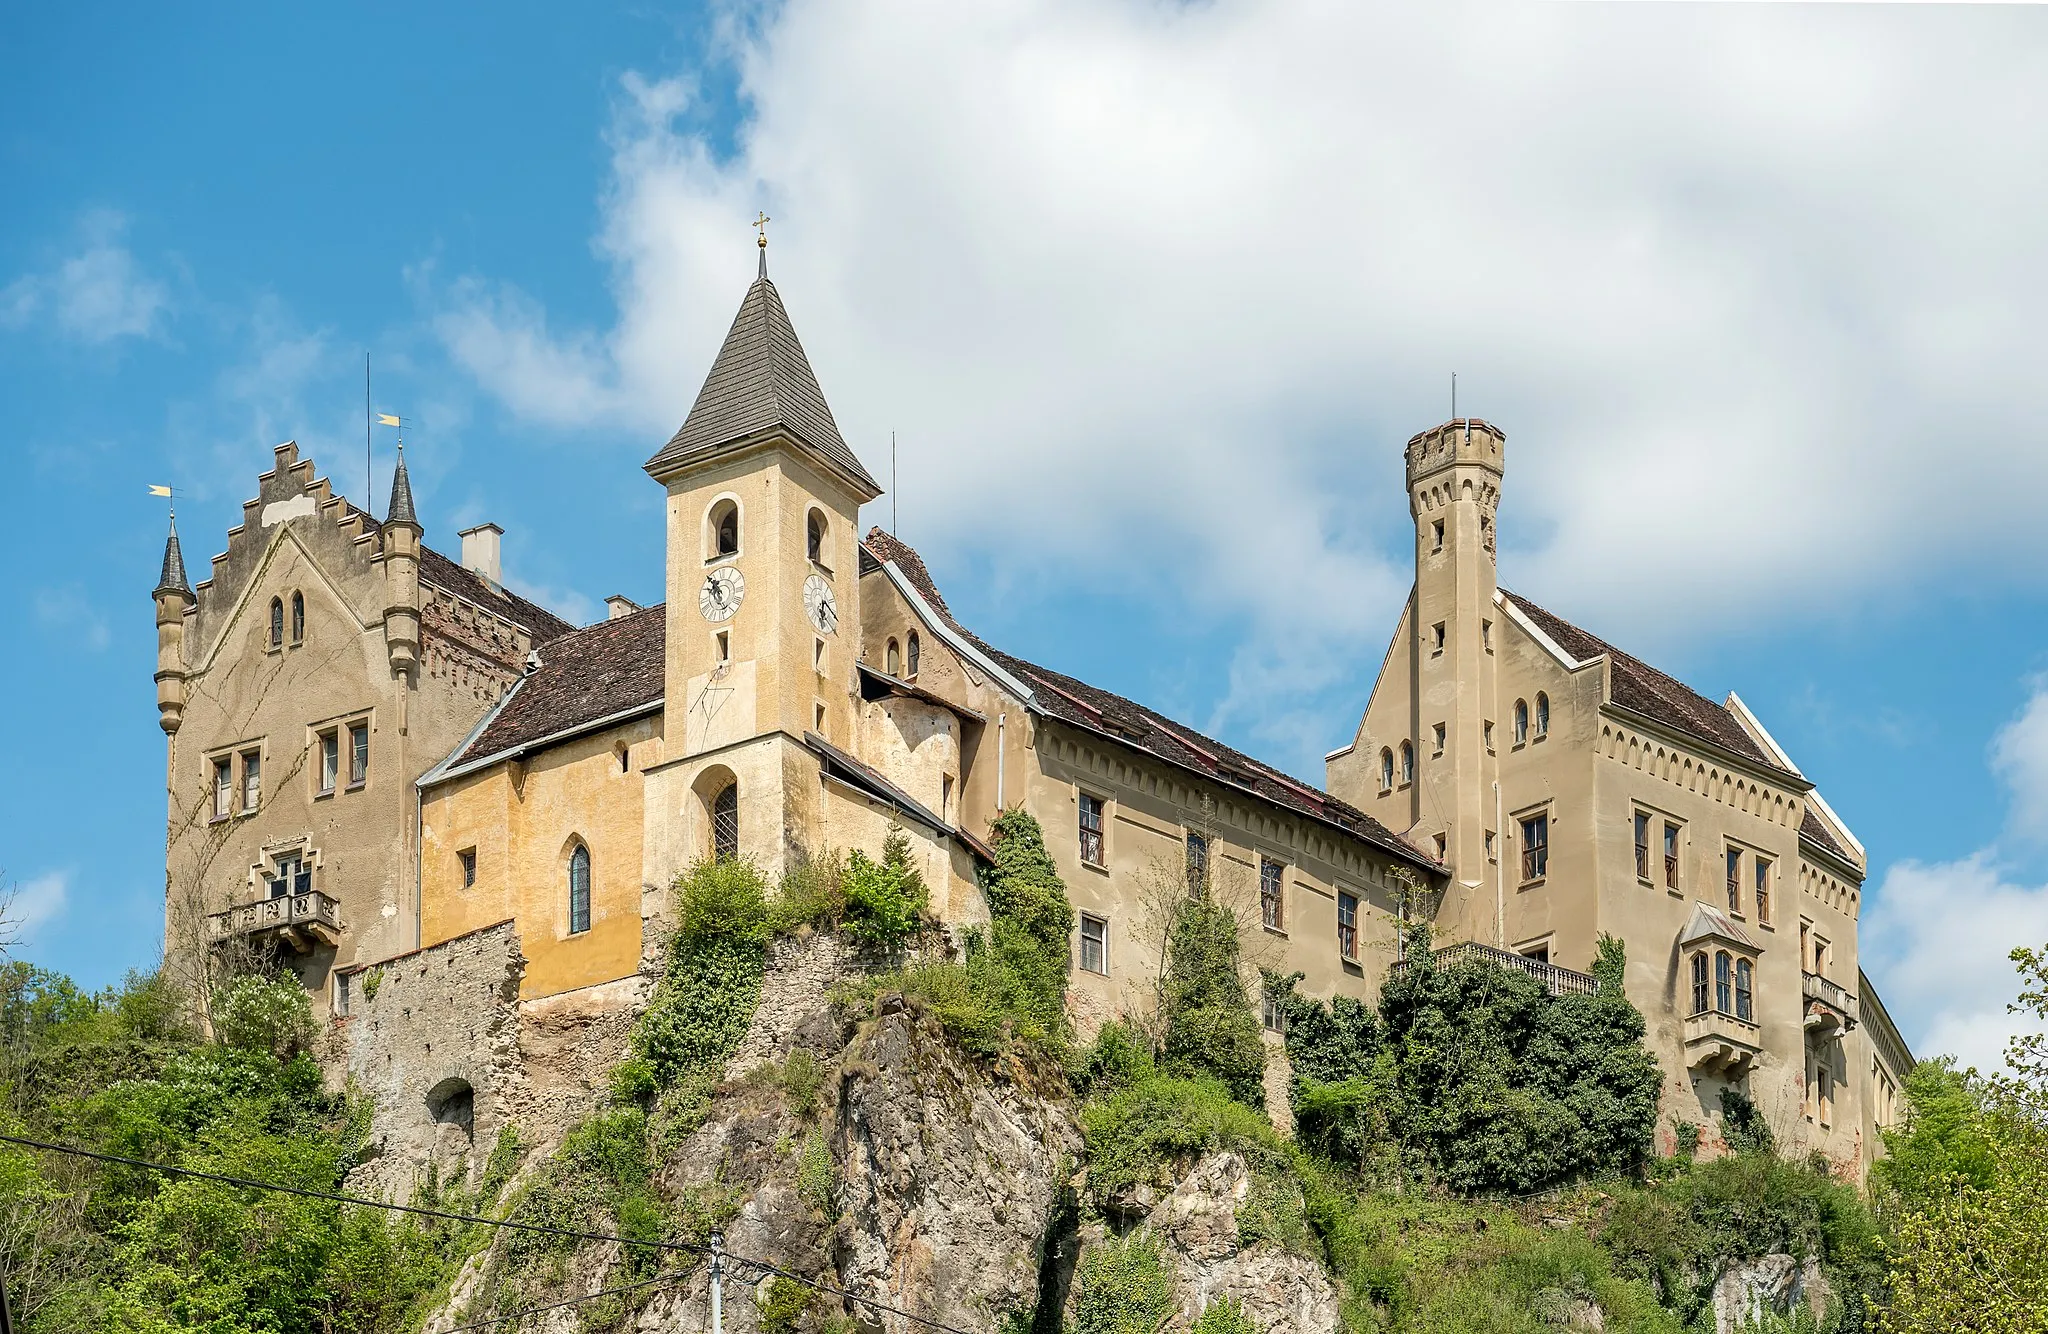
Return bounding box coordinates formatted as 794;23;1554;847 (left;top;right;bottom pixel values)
863;528;1441;873
345;502;576;644
156;516;193;598
1504;591;1797;780
453;602;666;765
1678;901;1762;951
386;450;418;527
1799;807;1854;866
644;275;881;496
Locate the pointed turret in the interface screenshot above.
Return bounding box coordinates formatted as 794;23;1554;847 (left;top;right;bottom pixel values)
643;267;881;500
153;513;195;734
380;445;423;695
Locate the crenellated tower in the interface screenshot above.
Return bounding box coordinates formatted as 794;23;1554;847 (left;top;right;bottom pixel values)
153;513;195;735
1405;418;1506;886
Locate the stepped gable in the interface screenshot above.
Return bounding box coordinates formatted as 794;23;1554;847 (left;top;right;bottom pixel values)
1504;590;1794;779
453;601;666;765
863;527;1440;873
644;272;881;496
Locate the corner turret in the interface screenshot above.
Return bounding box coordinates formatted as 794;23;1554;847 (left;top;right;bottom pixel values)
381;448;423;693
153;514;195;734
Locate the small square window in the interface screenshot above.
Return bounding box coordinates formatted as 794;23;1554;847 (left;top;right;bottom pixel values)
459;849;477;888
1079;913;1108;975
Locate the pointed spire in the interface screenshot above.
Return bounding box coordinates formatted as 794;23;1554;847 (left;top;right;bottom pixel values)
155;513;193;599
386;444;419;528
643;253;881;499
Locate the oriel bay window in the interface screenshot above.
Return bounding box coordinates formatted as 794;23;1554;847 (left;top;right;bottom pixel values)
1690;952;1710;1015
1078;793;1105;868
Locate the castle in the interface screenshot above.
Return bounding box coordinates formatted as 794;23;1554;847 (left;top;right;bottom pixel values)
154;244;1910;1179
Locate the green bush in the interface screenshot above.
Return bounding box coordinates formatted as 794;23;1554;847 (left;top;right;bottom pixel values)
773;848;847;934
1160;895;1265;1106
758;1275;813;1334
1189;1297;1255;1334
1076;1020;1156;1097
211;971;317;1058
796;1132;835;1214
842;830;928;950
1074;1230;1177;1334
674;854;772;945
628;857;772;1092
1080;1074;1284;1205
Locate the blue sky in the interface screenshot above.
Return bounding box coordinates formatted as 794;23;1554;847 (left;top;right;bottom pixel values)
4;1;2047;1069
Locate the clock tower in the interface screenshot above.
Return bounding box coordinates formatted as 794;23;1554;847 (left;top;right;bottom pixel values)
641;244;883;889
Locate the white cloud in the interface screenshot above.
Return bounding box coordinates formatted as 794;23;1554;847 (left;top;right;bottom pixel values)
436;0;2048;755
4;871;71;949
2;210;169;343
32;585;112;652
1864;682;2048;1071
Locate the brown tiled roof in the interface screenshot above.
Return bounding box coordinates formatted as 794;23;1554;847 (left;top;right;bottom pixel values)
345;502;575;644
863;528;1441;874
1504;591;1795;779
643;275;881;496
1799;807;1854;866
454;603;666;764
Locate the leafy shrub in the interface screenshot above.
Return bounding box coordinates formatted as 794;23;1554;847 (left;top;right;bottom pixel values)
1189;1298;1254;1334
674;855;771;945
1074;1230;1177;1334
628;858;772;1092
773;848;847;934
210;971;317;1058
758;1276;813;1334
796;1132;835;1214
1080;1074;1284;1205
842;830;928;950
780;1048;826;1114
1718;1088;1776;1158
1160;895;1264;1106
1076;1020;1156;1097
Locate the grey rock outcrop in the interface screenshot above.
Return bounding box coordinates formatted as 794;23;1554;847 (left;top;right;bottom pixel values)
1712;1253;1828;1334
1142;1151;1339;1334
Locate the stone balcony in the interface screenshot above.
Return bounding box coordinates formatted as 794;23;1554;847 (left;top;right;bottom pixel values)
207;889;343;955
1391;941;1600;997
1684;1007;1763;1074
1803;970;1857;1038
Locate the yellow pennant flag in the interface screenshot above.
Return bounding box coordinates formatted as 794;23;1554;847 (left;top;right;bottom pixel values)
148;485;173;497
376;413;401;427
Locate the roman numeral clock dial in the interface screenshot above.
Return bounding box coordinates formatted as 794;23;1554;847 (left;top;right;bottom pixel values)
700;565;745;622
804;573;837;635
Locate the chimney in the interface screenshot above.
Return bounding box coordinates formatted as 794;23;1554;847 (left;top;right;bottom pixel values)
458;523;503;586
605;594;640;621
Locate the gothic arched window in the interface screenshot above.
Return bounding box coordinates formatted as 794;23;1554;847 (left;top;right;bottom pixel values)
1535;693;1550;738
1379;748;1394;791
807;508;827;565
1399;741;1415;785
1513;699;1529;745
567;844;591;935
1735;958;1754;1022
269;597;284;648
906;631;920;677
712;782;739;860
1689;952;1709;1016
708;499;740;559
290;592;305;643
886;638;901;676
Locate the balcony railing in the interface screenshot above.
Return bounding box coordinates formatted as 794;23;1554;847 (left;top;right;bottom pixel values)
1803;970;1858;1034
1392;941;1600;997
207;889;343;954
1684;1006;1762;1074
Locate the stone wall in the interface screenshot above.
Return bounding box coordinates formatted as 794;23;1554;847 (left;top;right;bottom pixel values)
334;919;647;1200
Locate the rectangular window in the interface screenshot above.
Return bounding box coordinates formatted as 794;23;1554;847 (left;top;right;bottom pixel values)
1185;831;1208;898
1818;1064;1834;1128
1078;793;1105;868
1754;857;1772;923
1725;847;1743;913
1079;913;1108;975
1260;858;1285;931
1485;830;1497;861
459;849;477;889
1520;943;1550;965
1431;622;1445;653
1261;991;1285;1032
318;730;338;793
1431;520;1444;551
717;629;731;663
1813;935;1830;976
212;758;233;819
348;723;369;787
1663;823;1680;889
1337;891;1358;960
1689;952;1709;1015
1519;812;1549;882
1482;619;1492;651
241;750;261;813
1634;813;1651;880
814;638;825;671
1432;722;1446;754
941;774;954;823
1483;721;1494;751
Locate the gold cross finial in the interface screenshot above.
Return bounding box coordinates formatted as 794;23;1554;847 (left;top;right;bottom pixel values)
753;211;771;248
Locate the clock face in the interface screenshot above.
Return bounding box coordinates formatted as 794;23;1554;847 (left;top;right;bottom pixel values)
699;566;745;622
803;573;838;635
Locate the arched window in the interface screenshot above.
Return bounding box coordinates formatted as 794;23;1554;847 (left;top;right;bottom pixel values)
708;499;740;558
1735;958;1754;1022
567;844;591;935
807;509;827;565
906;631;920;677
269;597;284;648
886;638;901;676
1399;741;1415;785
1513;699;1528;745
1379;748;1395;790
712;782;739;860
1535;693;1550;737
290;591;305;643
1714;951;1732;1015
1689;952;1709;1015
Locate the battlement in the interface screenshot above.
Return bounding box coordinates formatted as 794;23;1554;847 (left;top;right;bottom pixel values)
1405;418;1505;487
